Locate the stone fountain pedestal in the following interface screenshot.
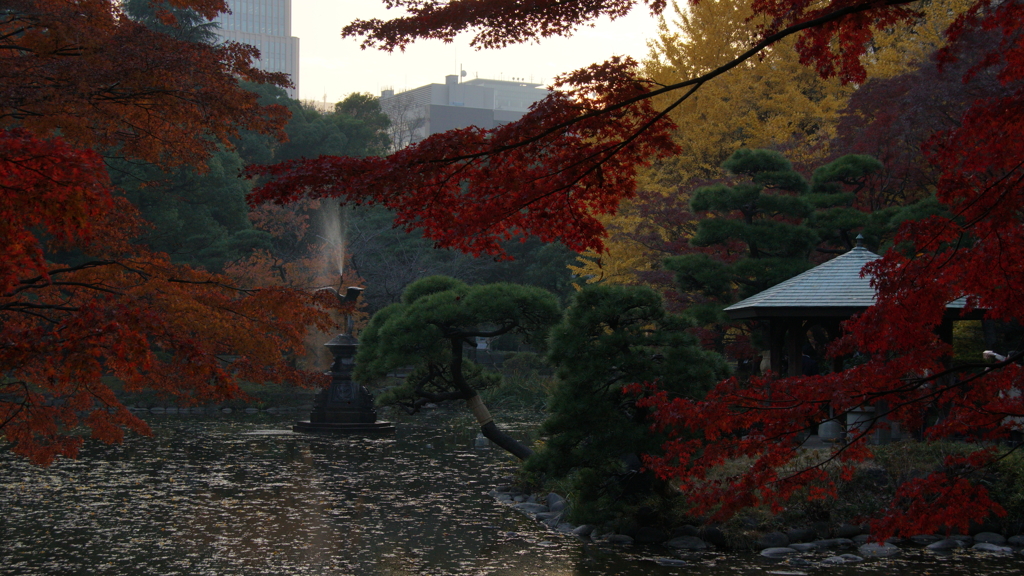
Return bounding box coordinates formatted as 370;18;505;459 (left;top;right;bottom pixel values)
293;333;395;435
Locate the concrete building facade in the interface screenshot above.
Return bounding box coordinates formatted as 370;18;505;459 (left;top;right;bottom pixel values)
380;76;549;150
212;0;300;98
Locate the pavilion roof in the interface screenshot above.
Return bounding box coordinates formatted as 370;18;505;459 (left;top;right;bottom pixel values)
724;245;971;320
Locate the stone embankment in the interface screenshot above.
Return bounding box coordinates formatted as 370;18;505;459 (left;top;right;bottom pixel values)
126;405;311;415
490;486;1024;565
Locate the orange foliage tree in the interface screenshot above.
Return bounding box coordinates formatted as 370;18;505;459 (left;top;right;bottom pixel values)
225;200;368;368
1;0;334;465
227;200;340;290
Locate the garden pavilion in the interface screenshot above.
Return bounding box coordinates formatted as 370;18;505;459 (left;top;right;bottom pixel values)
724;237;977;376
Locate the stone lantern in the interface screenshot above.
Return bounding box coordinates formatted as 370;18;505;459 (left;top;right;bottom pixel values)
293;287;395;434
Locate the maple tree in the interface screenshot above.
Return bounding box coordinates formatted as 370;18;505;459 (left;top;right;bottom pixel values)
225;86;393;293
3;0;289;169
251;0;926;258
224;198;368;369
834;8;1015;212
638;2;1024;538
228;85;582;318
250;56;678;257
250;0;1024;536
123;0;220;43
0;0;335;466
103;12;273;273
226;200;336;290
117;80;396;364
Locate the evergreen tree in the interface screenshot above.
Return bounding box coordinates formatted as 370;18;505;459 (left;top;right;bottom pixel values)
664;148;817;327
110;0;269;271
571;0;852;286
238;84;392;163
113;81;392;273
527;284;729;521
110;149;271;272
354;276;561;459
343;203;579;314
663;148;946;361
665;148;900;321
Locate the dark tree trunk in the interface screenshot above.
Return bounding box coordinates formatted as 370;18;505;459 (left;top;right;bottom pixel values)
448;337;534;460
481;420;534;460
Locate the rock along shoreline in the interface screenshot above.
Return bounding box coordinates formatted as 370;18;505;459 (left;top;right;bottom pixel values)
489;486;1024;565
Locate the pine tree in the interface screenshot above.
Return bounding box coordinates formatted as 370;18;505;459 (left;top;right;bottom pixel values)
527;284;729;521
665;149;818;315
354;276;561;459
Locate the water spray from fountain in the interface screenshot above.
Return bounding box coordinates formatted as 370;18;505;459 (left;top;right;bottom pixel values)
314;203;351;294
315;204;362;331
321;202;348;280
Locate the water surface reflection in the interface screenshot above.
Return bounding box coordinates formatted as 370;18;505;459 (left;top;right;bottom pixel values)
1;414;1020;575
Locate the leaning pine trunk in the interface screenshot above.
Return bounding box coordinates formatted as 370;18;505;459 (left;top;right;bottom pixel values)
466;394;533;460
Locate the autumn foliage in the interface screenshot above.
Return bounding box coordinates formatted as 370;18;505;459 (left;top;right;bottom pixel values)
3;0;289;168
341;0;668;51
637;0;1024;538
251;1;929;259
1;0;332;466
250;56;679;257
7;0;1024;538
251;0;1024;536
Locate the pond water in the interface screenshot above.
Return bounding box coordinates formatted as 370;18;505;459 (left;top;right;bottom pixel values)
1;413;1022;576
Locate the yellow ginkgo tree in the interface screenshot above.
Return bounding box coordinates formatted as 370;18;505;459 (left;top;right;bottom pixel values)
574;0;850;286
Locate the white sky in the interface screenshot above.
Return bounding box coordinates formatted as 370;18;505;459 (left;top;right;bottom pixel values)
291;1;663;103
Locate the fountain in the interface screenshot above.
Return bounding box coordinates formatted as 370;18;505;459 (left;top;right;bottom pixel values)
293;285;395;435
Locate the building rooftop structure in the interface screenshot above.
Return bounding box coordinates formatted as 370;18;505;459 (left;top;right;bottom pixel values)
380;75;549;150
212;0;300;98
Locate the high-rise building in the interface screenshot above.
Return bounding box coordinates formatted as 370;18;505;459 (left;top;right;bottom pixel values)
212;0;300;98
380;75;548;150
